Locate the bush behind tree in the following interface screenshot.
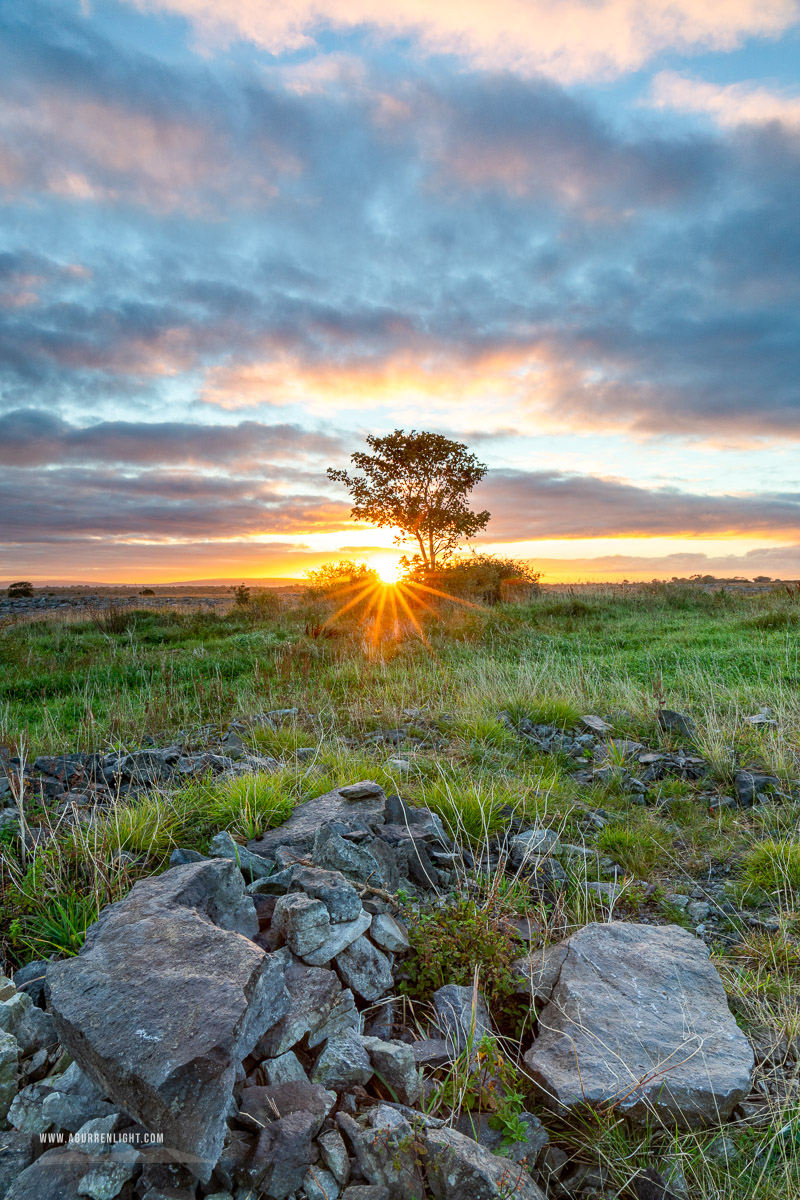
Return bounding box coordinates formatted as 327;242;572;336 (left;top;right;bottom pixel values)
7;582;34;599
403;553;541;605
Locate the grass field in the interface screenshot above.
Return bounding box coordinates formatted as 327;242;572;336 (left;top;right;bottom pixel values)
1;582;799;1198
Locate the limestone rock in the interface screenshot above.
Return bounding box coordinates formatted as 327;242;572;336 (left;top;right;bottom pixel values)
304;1165;341;1200
369;913;410;954
0;1131;36;1198
657;710;696;740
425;1125;546;1199
512;943;569;1004
524;922;754;1125
432;984;491;1055
453;1111;548;1166
5;1146;90;1200
255;959;343;1058
337;1105;425;1200
0;1030;18;1121
312;1030;373;1090
362;1037;422;1105
247;784;385;859
208;830;274;882
509;829;560;867
302;911;372;967
272;893;331;957
289;866;363;923
244;1108;320;1198
318;1127;351;1186
335;936;394;1002
48;861;290;1180
261;1051;309;1085
0;992;57;1056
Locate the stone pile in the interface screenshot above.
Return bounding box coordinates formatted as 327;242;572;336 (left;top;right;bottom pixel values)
0;780;760;1200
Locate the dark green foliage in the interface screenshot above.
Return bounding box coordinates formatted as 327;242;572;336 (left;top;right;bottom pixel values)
7;582;34;598
328;429;490;568
399;896;528;1034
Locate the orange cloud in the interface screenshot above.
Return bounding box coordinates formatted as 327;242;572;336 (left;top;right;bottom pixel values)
134;0;797;81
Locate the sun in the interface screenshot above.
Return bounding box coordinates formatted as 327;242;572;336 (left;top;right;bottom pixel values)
374;559;402;584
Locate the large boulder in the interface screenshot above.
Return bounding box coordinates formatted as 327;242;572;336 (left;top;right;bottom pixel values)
524;922;753;1126
248;783;386;859
48;860;290;1180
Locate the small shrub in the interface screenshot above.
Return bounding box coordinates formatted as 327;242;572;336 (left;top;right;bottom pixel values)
405;554;540;606
400;898;527;1033
7;581;34;598
140;588;155;596
233;583;251;606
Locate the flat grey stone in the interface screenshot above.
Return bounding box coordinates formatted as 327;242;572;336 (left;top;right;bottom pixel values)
510;829;561;866
289;866;363;923
425;1125;546;1199
247;784;385;859
0;1030;17;1121
5;1146;90;1200
256;960;343;1058
512;943;569;1004
524;922;754;1126
262;1051;309;1085
303;1166;341;1200
433;984;491;1055
209;830;274;881
272;893;331;957
0;992;57;1056
48;861;290;1181
454;1110;548;1165
0;1131;36;1199
318;1127;351;1186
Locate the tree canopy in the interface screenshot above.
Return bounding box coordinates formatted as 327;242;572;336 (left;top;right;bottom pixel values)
328;429;490;569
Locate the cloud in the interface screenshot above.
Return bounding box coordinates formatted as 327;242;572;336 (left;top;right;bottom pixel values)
475;470;800;539
527;544;800;580
1;3;798;450
0;410;342;468
650;71;800;130
132;0;799;82
0;466;350;541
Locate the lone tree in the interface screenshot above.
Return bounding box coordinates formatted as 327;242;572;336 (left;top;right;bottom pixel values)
328;430;490;570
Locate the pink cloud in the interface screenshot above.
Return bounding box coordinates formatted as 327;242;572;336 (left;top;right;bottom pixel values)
133;0;798;81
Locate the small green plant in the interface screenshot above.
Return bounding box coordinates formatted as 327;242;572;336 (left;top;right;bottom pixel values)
208;772;295;841
21;891;102;957
596;821;662;877
743;840;800;899
400;897;527;1034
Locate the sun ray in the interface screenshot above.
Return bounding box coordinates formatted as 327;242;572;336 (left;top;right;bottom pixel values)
320;579;380;628
403;580;485;609
394;582;430;644
371;583;389;645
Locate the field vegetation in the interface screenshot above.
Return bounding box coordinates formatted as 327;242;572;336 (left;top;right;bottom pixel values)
1;578;799;1198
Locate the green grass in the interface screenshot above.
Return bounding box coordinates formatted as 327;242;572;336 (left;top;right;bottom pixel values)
2;584;800;1198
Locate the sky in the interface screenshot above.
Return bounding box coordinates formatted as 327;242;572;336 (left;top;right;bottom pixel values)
1;0;799;583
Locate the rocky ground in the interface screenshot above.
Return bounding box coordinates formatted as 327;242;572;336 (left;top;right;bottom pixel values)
1;702;798;1200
